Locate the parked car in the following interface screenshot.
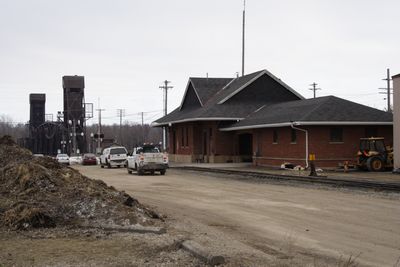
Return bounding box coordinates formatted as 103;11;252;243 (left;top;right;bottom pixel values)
100;146;128;168
69;156;83;165
82;153;97;165
127;144;168;175
56;153;70;165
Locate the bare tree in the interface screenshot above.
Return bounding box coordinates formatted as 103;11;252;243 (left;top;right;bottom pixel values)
86;122;162;152
0;114;161;152
0;114;28;139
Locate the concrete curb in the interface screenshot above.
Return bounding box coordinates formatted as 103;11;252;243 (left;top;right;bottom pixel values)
181;240;225;266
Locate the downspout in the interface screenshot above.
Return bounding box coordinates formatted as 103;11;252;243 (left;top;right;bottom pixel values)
291;122;309;168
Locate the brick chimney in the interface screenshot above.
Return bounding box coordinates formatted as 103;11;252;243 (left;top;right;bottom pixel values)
393;73;400;173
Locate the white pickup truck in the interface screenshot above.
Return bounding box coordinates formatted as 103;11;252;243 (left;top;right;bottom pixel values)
126;144;168;175
100;146;128;168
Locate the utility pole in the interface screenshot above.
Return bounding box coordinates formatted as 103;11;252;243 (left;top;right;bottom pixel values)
96;107;105;154
309;82;321;99
241;0;246;76
116;109;125;144
379;68;393;113
141;112;144;144
159;80;173;151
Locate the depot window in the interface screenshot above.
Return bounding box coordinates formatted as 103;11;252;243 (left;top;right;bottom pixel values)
185;127;189;147
330;127;343;142
273;130;278;144
181;128;184;147
291;129;297;143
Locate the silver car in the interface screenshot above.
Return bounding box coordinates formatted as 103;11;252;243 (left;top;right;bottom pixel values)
56;153;70;165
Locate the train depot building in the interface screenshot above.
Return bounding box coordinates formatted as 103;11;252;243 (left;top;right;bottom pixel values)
153;70;393;168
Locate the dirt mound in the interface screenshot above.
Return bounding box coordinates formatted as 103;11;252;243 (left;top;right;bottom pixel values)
0;136;32;167
0;135;161;230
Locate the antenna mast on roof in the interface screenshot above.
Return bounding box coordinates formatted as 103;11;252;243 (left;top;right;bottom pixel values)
241;0;246;77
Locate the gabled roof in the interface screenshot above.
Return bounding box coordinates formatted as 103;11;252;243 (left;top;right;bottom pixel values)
153;69;304;126
190;77;233;106
220;96;393;131
217;69;304;104
179;80;203;109
179;77;233;110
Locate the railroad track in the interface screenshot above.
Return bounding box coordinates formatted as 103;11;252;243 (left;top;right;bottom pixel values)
173;166;400;193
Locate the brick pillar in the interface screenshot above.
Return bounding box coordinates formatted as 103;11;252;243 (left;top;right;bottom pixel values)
393;74;400;173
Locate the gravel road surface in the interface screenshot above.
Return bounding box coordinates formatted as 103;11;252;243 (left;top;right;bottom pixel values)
75;165;400;267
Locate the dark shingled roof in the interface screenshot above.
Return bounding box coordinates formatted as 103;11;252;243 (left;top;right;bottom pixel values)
190;77;233;106
154;70;303;126
220;96;393;130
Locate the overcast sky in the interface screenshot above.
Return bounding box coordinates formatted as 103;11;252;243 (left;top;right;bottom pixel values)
0;0;399;125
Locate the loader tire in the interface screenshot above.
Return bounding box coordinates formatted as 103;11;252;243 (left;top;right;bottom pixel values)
367;157;384;172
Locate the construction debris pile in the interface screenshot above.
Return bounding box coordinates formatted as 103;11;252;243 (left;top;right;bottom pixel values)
0;135;161;230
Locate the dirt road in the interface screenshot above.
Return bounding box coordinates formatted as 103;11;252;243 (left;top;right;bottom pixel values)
75;165;400;266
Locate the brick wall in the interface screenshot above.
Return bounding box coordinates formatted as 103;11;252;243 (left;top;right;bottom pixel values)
253;125;393;168
168;123;393;167
168;122;237;162
168;124;193;155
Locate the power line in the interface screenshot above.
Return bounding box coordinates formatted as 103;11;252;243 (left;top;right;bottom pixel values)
95;109;163;120
2;107;163;126
145;111;164;121
125;109;163;117
339;92;377;96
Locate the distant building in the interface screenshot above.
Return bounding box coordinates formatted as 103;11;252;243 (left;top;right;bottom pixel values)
153;69;393;168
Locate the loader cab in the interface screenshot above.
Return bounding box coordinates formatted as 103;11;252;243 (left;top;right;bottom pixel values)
359;138;386;154
357;137;393;171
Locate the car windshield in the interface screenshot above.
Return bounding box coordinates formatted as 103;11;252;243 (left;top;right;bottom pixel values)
110;148;127;155
84;153;96;158
58;154;68;157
